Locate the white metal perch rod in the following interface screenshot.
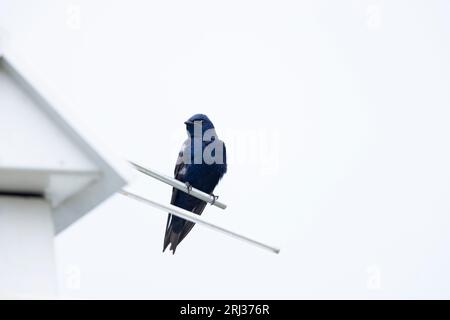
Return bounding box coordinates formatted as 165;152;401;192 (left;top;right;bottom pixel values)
128;160;227;210
119;190;280;254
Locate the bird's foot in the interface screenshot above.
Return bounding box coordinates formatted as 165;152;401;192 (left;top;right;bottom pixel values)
185;182;193;194
210;193;219;205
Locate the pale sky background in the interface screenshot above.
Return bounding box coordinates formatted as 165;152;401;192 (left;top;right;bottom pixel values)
1;0;450;299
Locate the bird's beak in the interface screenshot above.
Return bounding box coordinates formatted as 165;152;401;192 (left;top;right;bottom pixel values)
184;120;193;125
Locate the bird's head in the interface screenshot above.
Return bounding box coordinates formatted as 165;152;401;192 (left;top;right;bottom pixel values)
184;114;215;137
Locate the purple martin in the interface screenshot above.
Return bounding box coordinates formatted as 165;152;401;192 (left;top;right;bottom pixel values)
163;114;227;254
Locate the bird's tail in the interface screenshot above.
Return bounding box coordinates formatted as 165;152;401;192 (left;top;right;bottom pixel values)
163;212;197;254
163;214;182;254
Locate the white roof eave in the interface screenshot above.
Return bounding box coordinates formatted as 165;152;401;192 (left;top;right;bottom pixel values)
0;40;134;234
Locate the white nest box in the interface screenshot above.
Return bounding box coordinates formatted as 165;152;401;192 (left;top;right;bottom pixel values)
0;44;132;298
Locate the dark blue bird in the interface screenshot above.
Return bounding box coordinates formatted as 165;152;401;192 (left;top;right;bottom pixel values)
163;114;227;254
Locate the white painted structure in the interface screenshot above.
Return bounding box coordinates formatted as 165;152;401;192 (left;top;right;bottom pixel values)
0;43;132;298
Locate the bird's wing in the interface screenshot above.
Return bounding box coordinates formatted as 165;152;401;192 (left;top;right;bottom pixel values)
173;141;188;179
164;142;189;251
178;201;207;243
164;162;184;236
171;140;190;202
